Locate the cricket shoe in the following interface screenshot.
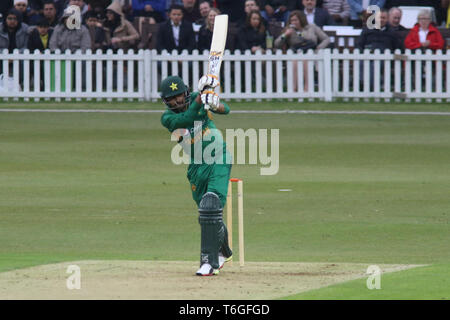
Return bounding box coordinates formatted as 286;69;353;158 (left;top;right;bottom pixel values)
196;263;219;276
219;253;232;270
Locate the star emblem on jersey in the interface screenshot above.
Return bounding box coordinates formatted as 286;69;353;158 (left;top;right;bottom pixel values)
170;82;178;91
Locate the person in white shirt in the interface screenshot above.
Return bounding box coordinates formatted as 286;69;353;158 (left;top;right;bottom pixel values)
404;9;444;51
156;4;196;52
302;0;334;28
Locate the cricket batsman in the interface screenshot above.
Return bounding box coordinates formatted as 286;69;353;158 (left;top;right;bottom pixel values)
160;74;233;276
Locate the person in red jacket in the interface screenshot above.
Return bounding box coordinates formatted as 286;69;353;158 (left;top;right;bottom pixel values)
404;9;445;51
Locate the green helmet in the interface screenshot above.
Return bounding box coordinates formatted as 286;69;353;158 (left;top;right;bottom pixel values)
160;76;191;113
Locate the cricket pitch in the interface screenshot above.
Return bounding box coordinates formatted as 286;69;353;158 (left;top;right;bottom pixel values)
0;261;422;300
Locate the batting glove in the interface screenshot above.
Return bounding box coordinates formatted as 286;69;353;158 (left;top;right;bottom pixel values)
201;90;220;111
198;74;220;93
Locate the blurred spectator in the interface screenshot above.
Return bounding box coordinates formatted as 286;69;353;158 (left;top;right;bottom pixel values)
132;0;166;22
274;11;329;91
44;1;59;27
14;0;32;25
348;0;385;28
388;6;407;50
245;0;262;15
404;9;444;51
274;10;329;51
261;1;289;23
237;0;267;25
182;0;201;23
357;9;399;51
197;7;219;51
85;10;111;51
216;0;246;23
69;0;88;17
322;0;350;25
54;0;89;23
197;0;211;25
104;1;140;51
49;6;91;52
28;16;52;51
236;10;267;53
302;0;334;27
33;1;58;28
234;0;268;27
387;7;406;31
0;9;29;52
112;0;134;21
156;4;196;52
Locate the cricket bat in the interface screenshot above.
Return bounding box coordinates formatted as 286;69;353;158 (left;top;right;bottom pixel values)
204;14;228;110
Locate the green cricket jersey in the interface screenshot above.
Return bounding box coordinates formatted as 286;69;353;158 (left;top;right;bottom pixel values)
161;92;232;207
161;91;231;164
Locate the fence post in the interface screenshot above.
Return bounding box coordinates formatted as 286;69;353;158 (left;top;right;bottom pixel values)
323;48;333;102
144;49;151;101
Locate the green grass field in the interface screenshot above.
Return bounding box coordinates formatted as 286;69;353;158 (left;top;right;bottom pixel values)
0;101;449;299
283;264;450;300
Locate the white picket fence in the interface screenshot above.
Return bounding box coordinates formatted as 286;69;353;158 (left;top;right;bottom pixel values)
0;48;449;102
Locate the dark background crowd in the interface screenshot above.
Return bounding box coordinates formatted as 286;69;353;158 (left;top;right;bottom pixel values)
0;0;449;54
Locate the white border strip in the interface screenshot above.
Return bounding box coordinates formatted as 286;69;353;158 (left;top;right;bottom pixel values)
0;109;450;116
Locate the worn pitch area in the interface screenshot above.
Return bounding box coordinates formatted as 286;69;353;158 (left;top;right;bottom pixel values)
0;260;421;300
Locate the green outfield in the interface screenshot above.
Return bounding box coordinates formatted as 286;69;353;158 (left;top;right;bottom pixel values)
283;263;450;300
0;101;449;299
